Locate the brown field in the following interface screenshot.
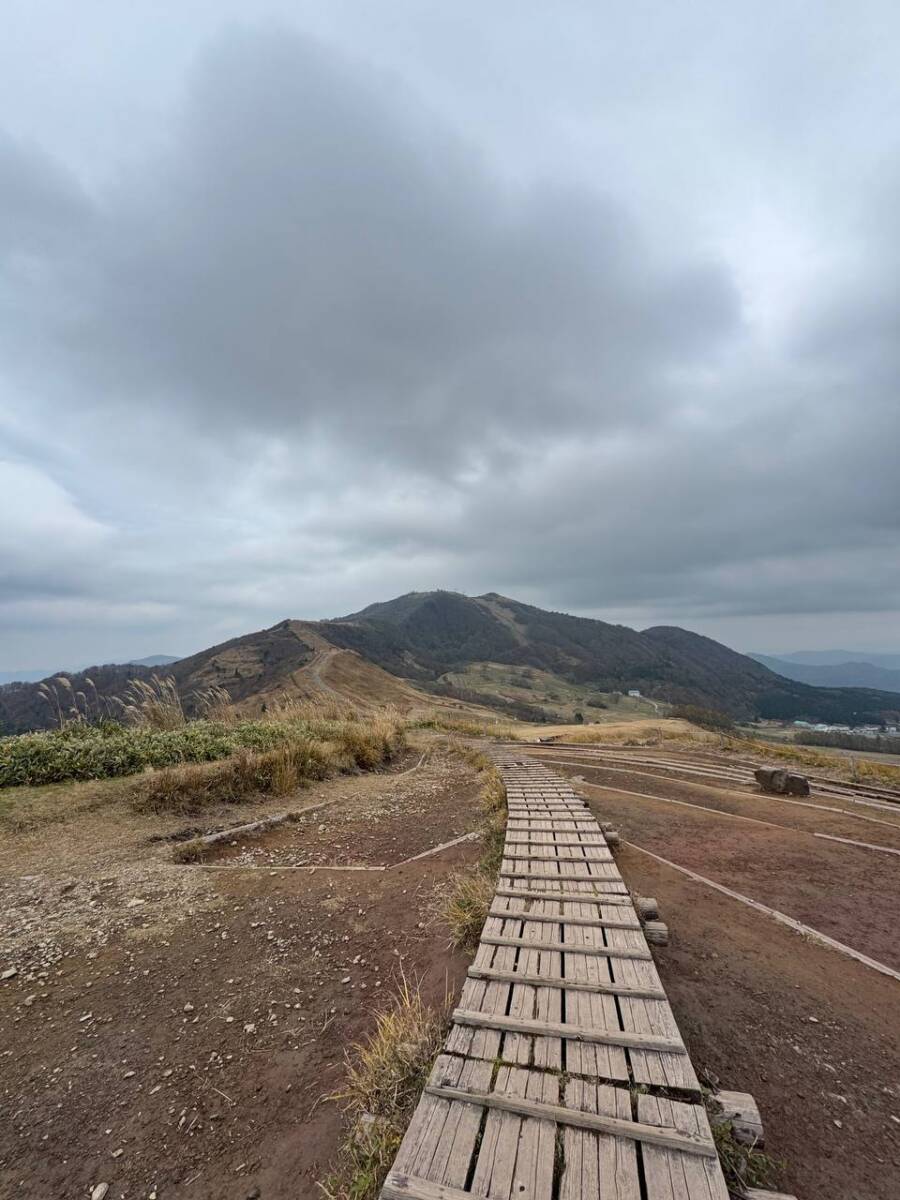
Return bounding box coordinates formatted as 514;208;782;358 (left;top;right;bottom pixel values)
3;725;899;1199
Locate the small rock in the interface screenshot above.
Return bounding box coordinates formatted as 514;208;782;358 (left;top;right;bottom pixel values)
184;1002;195;1013
244;1023;256;1034
1;967;17;981
91;1186;110;1200
111;1147;124;1158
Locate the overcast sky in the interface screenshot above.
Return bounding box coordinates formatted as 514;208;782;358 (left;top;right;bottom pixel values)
2;2;899;669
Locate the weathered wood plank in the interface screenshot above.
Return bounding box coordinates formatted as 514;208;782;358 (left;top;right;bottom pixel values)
481;934;652;960
488;906;640;930
495;887;634;905
638;1093;729;1200
560;1077;641;1200
451;1009;686;1053
423;1084;718;1158
466;965;666;999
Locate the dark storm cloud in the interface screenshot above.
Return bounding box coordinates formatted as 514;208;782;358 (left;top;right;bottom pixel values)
1;9;899;667
6;30;740;470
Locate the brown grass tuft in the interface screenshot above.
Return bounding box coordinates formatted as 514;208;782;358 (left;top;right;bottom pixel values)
131;713;406;815
320;976;449;1200
442;751;507;949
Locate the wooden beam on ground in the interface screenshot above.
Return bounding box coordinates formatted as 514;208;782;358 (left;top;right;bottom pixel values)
466;965;666;999
480;934;652;960
422;1085;717;1158
488;906;639;929
451;1008;686;1054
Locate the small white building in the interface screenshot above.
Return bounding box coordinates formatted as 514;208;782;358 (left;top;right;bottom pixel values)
628;689;641;698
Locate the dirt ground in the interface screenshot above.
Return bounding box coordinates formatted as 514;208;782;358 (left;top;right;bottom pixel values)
5;735;900;1200
535;746;900;1200
0;742;481;1200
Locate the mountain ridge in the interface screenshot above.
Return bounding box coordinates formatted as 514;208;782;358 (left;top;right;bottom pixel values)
3;590;900;734
749;653;900;694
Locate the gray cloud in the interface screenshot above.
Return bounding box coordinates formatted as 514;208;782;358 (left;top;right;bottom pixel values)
1;8;899;668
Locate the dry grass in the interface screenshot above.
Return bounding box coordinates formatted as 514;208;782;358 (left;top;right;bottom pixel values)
414;714;519;740
710;1119;782;1193
131;714;407;815
442;749;507;949
715;733;900;788
321;976;449;1200
121;675;186;730
443;871;495;951
192;683;237;724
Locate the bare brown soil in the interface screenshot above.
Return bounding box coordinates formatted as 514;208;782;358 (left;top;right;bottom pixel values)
544;749;900;1200
0;743;481;1200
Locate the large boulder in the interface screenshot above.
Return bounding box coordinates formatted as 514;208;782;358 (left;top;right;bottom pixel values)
755;767;810;796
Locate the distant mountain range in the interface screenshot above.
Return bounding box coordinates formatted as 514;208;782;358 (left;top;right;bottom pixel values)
3;592;900;735
749;653;900;694
772;649;900;668
0;656;179;687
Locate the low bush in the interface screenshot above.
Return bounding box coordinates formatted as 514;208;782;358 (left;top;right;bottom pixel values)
132;737;335;814
670;704;735;732
132;718;406;815
0;712;406;789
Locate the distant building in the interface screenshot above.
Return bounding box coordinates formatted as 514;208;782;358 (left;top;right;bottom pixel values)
627;689;641;698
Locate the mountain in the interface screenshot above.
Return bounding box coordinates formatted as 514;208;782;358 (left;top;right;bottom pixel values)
3;590;900;734
0;655;179;687
0;669;58;686
749;653;900;694
759;649;900;670
325;592;900;723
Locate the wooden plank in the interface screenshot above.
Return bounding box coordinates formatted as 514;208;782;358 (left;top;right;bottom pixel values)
451;1008;686;1053
504;854;619;864
560;1077;640;1200
481;933;651;960
467;965;666;999
638;1093;729;1199
488;906;639;930
469;1065;557;1200
423;1085;717;1158
499;872;626;887
504;838;608;847
495;887;634;905
392;1054;493;1187
506;899;562;1069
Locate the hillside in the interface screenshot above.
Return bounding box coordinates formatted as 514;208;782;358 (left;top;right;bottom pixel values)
749;653;900;694
3;590;900;734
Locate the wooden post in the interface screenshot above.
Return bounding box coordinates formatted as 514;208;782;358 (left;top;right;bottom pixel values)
710;1090;763;1146
643;919;669;946
635;896;659;921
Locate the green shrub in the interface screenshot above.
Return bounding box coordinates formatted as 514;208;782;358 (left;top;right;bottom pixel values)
670;704;735;732
0;712;406;789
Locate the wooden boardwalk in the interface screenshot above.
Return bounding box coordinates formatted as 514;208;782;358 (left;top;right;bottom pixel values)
381;755;730;1200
